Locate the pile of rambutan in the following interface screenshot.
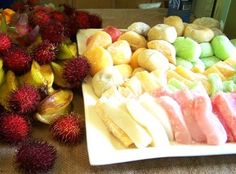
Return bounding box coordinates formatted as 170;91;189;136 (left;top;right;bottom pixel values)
0;1;100;173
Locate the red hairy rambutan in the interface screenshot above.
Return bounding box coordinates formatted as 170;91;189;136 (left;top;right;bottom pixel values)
0;33;12;53
8;85;41;115
62;4;75;16
11;2;26;12
0;113;30;144
0;105;5;115
40;21;66;43
26;0;40;6
32;40;57;64
30;6;51;26
89;14;102;28
73;11;90;29
50;11;68;24
50;113;84;144
3;47;32;74
63;56;90;88
16;139;57;174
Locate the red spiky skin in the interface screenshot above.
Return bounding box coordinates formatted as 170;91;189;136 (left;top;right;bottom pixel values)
50;113;84;144
32;41;57;64
40;21;66;43
3;47;32;74
8;86;41;115
11;2;26;12
30;6;51;27
16;139;57;174
50;11;68;24
0;33;11;53
0;113;30;144
73;11;90;29
62;4;75;16
63;57;90;88
26;0;40;6
89;14;102;28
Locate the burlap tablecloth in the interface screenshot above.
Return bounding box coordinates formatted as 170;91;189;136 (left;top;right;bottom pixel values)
1;9;236;174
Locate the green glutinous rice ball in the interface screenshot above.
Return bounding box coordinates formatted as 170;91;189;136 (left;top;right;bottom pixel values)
201;56;221;69
211;35;236;60
200;42;214;58
173;37;201;63
176;57;193;70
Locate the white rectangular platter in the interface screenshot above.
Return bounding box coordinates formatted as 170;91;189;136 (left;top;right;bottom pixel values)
82;78;236;166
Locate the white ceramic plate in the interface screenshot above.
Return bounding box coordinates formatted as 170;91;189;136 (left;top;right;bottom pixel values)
82;78;236;166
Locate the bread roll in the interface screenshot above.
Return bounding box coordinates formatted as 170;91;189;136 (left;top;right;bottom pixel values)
164;16;185;36
118;31;147;51
114;64;133;79
138;49;169;72
127;22;150;36
147;24;177;43
107;40;132;65
193;17;220;29
184;24;214;43
84;46;113;76
147;40;176;64
92;67;124;97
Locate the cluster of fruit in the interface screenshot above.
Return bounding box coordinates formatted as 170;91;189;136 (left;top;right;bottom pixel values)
77;16;236;148
0;1;102;173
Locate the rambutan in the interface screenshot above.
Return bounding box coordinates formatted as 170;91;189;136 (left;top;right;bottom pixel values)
26;0;40;6
50;11;68;24
89;14;102;28
30;6;51;27
0;33;12;53
32;40;57;64
63;56;90;88
40;21;66;43
50;113;84;144
16;139;57;174
73;11;90;29
0;105;6;116
0;113;30;144
11;2;26;12
8;85;41;115
61;4;75;16
3;47;32;74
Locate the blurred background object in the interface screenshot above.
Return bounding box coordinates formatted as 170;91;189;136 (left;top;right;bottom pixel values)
0;0;15;8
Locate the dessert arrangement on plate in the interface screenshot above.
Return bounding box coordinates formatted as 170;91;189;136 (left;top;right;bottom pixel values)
77;13;236;164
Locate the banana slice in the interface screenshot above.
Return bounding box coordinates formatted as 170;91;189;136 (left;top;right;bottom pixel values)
126;99;170;146
139;93;174;141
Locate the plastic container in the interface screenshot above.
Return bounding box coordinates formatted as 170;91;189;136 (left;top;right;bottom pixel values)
167;0;193;22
